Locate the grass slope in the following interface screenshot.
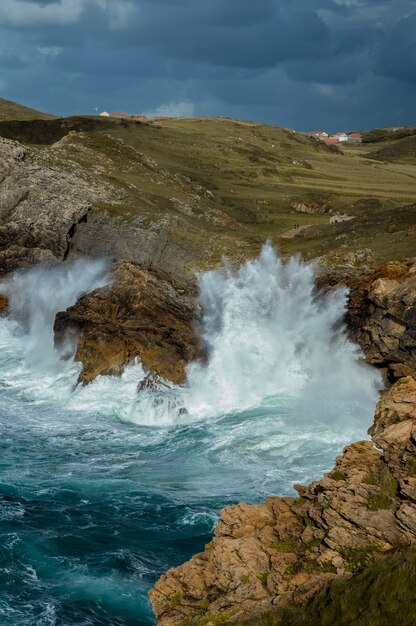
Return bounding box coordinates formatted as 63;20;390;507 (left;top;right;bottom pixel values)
0;97;55;121
1;113;415;270
237;548;416;626
367;134;416;165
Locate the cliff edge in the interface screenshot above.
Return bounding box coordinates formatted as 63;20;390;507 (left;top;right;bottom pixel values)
149;375;416;625
149;261;416;624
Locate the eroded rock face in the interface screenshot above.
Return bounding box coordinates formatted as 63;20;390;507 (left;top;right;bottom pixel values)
149;378;416;625
0;136;93;275
347;260;416;379
54;261;204;385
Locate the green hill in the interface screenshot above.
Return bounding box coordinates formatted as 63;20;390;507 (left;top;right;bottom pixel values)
0;112;415;270
367;134;416;165
0;97;55;122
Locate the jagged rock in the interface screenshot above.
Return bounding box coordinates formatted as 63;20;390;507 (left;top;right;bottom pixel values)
0;245;56;277
0;136;93;274
54;261;204;385
346;260;416;379
291;201;331;214
149;378;416;625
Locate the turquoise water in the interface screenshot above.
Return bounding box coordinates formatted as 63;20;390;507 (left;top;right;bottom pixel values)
0;251;381;624
0;352;350;625
0;370;351;625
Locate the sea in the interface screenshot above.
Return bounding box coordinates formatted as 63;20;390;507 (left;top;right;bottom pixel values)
0;245;381;625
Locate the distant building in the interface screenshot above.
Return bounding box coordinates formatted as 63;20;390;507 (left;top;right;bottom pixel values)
324;137;340;144
99;111;110;117
333;132;349;142
131;115;147;120
347;132;362;143
111;111;129;118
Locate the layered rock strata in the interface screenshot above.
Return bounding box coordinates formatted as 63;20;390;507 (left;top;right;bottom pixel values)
347;259;416;379
0;137;92;275
149;377;416;625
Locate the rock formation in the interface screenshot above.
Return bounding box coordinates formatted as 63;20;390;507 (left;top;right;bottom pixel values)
54;261;204;385
347;259;416;379
0;136;92;275
149;376;416;625
52;256;415;389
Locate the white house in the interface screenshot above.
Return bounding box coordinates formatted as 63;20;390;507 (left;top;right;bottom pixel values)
333;132;349;142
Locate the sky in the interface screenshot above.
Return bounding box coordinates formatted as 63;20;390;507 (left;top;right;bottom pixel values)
0;0;415;130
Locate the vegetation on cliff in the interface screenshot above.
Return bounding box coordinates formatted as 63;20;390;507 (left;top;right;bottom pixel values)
0;102;415;278
238;547;416;626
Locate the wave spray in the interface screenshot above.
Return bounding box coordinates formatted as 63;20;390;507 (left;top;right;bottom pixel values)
131;244;382;435
0;259;109;370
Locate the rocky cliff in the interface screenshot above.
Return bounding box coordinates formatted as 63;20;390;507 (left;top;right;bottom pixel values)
149;259;416;624
149;376;416;625
0;136;92;275
347;260;416;380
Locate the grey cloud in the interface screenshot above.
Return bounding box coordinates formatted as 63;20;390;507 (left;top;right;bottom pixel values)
375;12;416;83
0;0;414;129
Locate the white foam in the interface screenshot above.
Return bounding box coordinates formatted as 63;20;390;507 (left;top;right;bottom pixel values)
127;244;382;435
0;247;382;442
0;259;110;371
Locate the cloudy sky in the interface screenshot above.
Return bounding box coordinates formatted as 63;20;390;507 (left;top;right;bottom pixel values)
0;0;415;130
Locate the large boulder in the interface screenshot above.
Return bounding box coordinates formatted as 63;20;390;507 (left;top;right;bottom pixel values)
54;261;204;385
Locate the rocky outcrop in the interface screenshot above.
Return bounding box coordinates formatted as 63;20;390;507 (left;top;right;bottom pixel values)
347;260;416;379
54;261;204;385
69;211;194;278
0;136;93;275
239;547;416;626
149;377;416;625
291;201;331;214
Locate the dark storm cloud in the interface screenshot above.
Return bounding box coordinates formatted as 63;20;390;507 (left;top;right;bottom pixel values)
0;0;415;130
375;12;416;83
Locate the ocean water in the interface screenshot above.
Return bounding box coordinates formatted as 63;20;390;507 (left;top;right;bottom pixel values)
0;247;382;625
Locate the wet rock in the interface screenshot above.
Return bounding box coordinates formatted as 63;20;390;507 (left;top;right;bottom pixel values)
346;260;416;379
137;371;174;393
54;261;204;385
149;378;416;625
0;246;56;277
0;292;8;314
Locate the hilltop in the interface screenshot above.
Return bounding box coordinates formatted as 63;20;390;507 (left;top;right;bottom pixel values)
366;134;416;165
0;97;56;122
0;108;414;276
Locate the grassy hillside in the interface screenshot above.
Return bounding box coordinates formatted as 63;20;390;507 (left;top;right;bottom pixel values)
362;127;416;143
0;97;55;121
237;548;416;626
366;134;416;165
1;113;415;270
